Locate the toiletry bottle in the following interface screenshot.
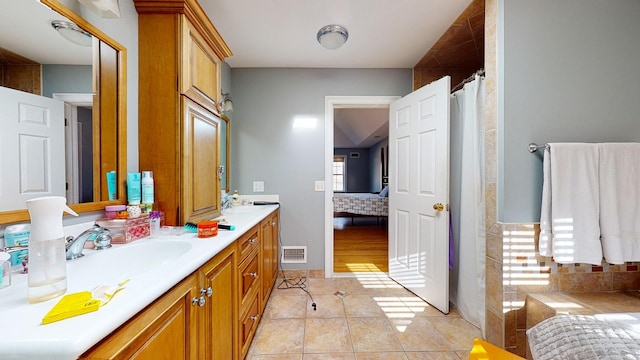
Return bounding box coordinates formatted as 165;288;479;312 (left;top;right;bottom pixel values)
0;252;10;289
26;196;78;303
127;172;141;205
232;190;240;206
141;171;154;205
149;211;161;238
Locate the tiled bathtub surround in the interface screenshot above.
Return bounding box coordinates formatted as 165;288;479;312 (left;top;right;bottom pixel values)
248;274;481;359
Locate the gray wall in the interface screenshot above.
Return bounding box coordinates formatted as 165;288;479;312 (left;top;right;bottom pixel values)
42;65;92;97
230;68;412;269
498;0;640;223
334;148;370;193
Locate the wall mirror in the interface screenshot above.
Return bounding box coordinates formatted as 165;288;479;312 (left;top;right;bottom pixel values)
0;0;127;224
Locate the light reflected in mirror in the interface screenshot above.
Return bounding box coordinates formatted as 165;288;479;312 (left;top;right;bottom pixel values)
0;0;126;223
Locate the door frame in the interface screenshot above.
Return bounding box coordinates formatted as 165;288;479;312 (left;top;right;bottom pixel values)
324;95;400;278
52;93;93;204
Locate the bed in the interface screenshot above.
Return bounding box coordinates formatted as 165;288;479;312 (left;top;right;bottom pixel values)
333;192;388;223
526;313;640;359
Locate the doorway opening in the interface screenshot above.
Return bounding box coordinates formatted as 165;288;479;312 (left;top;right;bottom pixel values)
324;96;400;278
52;93;93;204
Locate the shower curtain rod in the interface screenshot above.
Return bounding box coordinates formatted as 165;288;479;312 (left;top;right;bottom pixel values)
528;143;549;153
451;69;485;93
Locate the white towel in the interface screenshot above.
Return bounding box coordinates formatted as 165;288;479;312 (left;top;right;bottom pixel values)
539;146;553;256
599;143;640;264
539;143;602;264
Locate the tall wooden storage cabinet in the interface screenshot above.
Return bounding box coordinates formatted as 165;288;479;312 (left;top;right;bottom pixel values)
134;0;232;225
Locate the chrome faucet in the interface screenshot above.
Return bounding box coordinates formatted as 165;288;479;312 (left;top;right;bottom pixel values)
65;224;112;260
222;196;233;210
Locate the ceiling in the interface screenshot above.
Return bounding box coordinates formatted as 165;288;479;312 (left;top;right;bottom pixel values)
200;0;473;69
0;0;92;66
334;107;389;148
2;0;480;150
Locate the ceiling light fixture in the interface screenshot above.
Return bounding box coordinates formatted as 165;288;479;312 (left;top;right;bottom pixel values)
51;20;92;47
317;24;348;50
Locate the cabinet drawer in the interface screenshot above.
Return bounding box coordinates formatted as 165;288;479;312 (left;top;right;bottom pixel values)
239;291;260;358
239;250;260;304
237;226;260;262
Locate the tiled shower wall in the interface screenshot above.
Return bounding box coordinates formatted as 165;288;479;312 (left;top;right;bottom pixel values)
484;0;640;357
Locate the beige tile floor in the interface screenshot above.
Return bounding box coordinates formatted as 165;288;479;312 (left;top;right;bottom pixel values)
247;274;481;360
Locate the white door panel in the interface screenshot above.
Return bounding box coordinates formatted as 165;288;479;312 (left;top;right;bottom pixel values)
0;86;65;210
389;76;450;314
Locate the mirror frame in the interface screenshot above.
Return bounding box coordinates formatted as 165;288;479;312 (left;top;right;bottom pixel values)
0;0;127;224
221;114;230;192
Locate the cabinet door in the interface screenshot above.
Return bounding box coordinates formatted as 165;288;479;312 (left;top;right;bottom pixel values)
80;275;198;360
261;210;280;303
181;98;221;224
181;18;221;110
198;245;236;360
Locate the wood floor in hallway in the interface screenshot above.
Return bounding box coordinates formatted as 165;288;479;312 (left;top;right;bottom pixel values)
333;217;388;273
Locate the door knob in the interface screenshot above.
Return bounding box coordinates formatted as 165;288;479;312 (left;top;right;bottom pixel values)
433;203;444;211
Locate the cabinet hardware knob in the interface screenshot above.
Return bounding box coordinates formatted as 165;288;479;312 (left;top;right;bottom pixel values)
192;297;199;306
250;315;258;321
249;238;257;243
245;272;258;278
198;295;206;307
200;287;213;297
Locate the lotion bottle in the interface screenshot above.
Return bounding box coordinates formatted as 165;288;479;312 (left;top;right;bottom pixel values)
141;171;154;205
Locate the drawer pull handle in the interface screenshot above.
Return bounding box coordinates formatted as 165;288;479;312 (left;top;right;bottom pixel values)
250;315;258;321
245;272;258;278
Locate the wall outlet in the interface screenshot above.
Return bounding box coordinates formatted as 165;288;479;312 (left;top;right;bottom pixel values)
253;181;264;192
314;180;325;192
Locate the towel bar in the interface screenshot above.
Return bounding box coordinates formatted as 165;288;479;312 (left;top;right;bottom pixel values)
528;143;549;153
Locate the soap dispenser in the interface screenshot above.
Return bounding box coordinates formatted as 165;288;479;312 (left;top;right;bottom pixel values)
25;196;78;303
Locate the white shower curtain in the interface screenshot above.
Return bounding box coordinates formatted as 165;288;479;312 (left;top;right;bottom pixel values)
449;75;486;335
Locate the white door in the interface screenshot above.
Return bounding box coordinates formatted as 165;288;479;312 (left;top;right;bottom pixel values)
388;76;450;314
0;86;65;211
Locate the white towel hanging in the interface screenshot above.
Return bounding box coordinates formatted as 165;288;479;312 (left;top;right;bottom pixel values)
539;143;602;265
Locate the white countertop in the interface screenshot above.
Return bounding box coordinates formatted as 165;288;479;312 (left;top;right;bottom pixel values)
0;204;278;360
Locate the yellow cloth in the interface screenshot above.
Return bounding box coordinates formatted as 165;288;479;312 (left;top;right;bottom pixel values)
469;338;526;360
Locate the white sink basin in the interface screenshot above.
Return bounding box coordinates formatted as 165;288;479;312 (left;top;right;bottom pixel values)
68;240;192;280
223;206;262;214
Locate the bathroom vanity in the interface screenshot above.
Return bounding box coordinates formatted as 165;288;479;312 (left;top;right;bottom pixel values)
0;205;279;360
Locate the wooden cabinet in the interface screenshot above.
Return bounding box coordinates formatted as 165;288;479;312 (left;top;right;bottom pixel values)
198;244;236;360
81;209;280;360
81;244;236;360
80;274;198;359
134;0;232;226
236;226;262;359
261;210;279;303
